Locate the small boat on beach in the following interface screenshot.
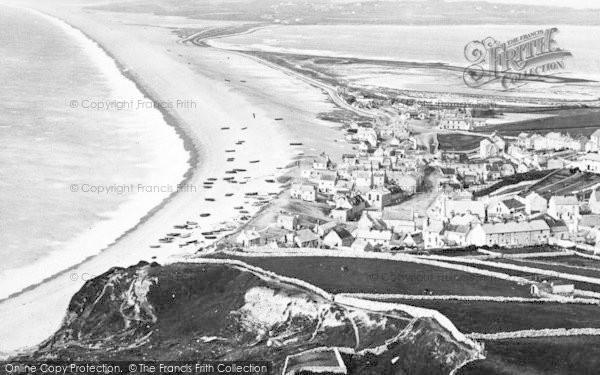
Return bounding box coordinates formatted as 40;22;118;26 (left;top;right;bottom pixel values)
205;236;217;240
234;168;247;172
290;142;303;146
241;127;247;130
245;192;258;196
220;127;230;130
186;221;198;226
249;160;260;163
234;206;243;210
227;158;235;162
275;118;283;121
205;198;215;202
208;178;217;181
149;245;161;248
223;177;234;180
225;79;231;82
199;213;211;217
180;233;191;239
225;193;234;197
225;170;237;174
174;224;188;229
265;179;275;183
167;232;181;237
225;149;236;153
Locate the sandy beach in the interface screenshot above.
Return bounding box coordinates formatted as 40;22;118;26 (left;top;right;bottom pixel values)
0;4;348;355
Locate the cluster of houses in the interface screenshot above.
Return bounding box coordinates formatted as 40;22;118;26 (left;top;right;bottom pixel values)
235;179;600;252
235;206;422;252
436;108;487;131
233;102;600;253
516;131;595;152
422;187;600;249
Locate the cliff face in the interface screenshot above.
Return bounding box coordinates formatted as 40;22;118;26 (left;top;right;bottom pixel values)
17;261;482;374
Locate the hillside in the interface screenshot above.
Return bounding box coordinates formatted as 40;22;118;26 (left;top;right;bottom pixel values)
10;261;482;375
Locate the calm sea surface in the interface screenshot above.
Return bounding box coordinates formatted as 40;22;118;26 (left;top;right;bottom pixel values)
0;6;188;298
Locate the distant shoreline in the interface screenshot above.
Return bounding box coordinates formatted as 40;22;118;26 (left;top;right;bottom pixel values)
0;7;196;302
0;5;306;354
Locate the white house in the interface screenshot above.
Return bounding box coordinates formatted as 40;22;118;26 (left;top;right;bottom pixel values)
277;213;299;231
353;170;372;188
445;224;471;247
423;219;444;249
381;209;416;233
318;173;337;194
294;229;320;248
480;138;500;159
519;192;548;215
589;190;600;214
468;220;550;247
354;228;392;246
548;196;579;223
579;153;600;173
312;155;330;170
590;129;600;152
236;230;262;248
487;198;526;218
290;183;317;202
323;227;354;248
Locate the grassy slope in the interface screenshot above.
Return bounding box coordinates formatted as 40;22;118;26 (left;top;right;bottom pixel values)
527;255;600;270
213;255;531;297
372;299;600;334
434;258;600;293
458;336;600;375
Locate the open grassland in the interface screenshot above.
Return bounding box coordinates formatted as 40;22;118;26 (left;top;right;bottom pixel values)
495;258;600;279
527;255;600;270
211;255;531;297
527;169;600;197
458;336;600;375
367;299;600;334
433;257;600;293
437;133;482;152
481;108;600;137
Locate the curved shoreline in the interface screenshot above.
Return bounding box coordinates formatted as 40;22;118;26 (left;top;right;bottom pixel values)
0;7;198;301
0;5;310;355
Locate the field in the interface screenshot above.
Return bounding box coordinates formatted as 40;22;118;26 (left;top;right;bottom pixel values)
527;255;600;270
526;169;600;198
495;258;600;279
370;299;600;334
436;257;600;293
458;336;600;375
473;170;554;198
478;245;564;255
212;255;531;297
437;134;482;152
481;108;600;137
477;169;600;200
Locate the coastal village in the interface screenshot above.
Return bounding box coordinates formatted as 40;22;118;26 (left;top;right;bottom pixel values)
230;104;600;258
